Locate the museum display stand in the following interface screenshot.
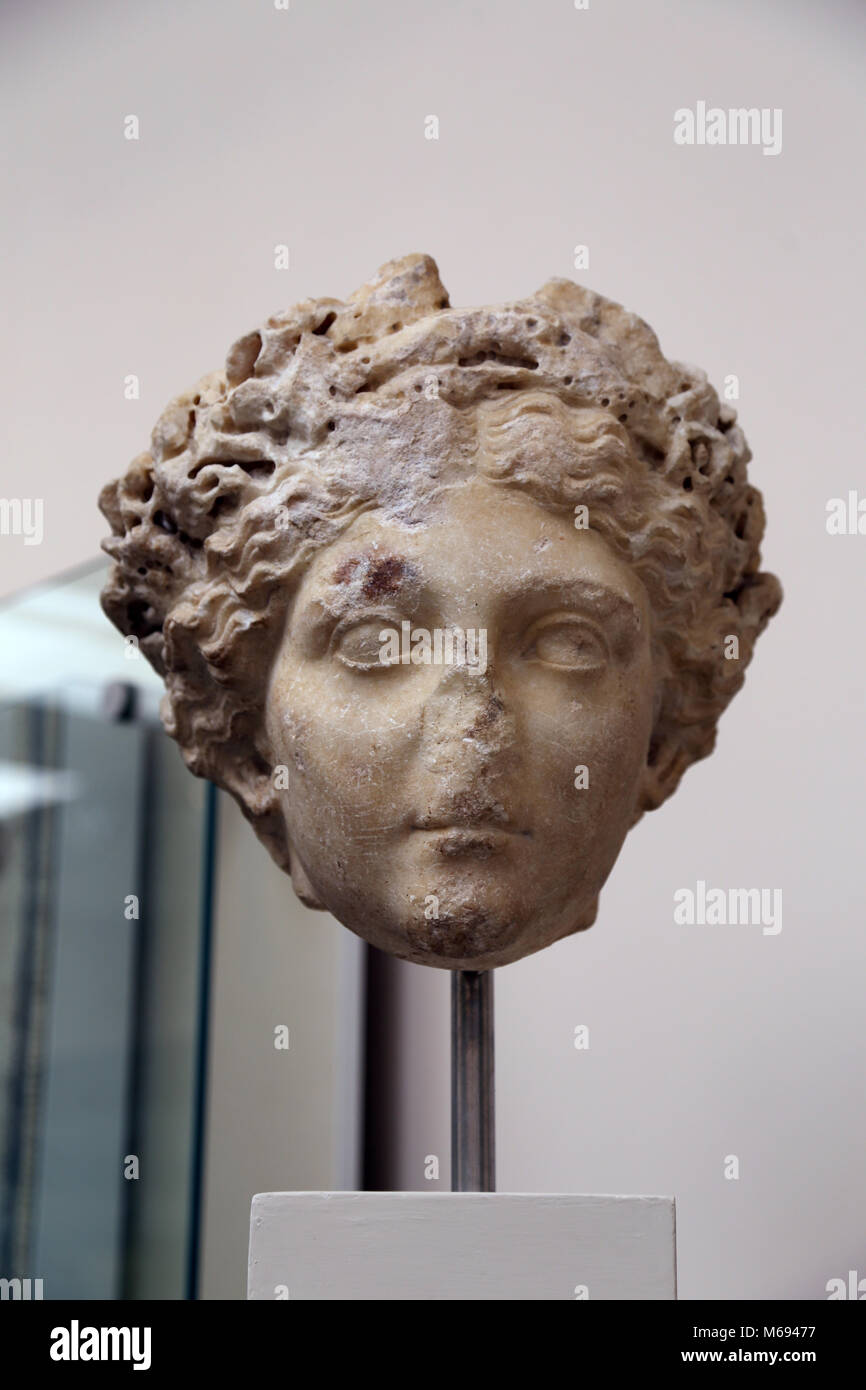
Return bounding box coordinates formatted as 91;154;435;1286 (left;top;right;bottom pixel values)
248;972;676;1300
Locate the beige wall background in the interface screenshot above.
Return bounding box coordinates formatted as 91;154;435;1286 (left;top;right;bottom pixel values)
2;0;864;1299
201;795;363;1300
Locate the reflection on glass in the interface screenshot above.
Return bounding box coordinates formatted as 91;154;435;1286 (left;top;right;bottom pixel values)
0;559;214;1299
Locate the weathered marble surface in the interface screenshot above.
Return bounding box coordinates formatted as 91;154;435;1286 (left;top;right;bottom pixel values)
100;255;780;968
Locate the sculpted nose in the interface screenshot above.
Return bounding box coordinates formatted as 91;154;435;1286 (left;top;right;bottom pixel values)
419;664;517;779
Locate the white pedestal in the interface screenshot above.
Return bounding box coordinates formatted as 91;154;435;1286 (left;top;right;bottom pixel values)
248;1192;676;1300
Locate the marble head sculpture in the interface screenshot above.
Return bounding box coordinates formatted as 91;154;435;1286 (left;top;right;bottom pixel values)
100;254;781;969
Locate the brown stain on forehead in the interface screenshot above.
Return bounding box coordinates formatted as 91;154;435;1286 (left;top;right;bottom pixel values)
332;552;413;598
332;556;360;585
362;555;407;597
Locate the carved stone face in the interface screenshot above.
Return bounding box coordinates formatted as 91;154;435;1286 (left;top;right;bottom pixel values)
99;253;781;972
266;471;655;969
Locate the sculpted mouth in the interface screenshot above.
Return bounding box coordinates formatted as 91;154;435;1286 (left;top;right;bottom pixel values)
414;821;528;834
412;819;532;856
413;815;530;834
412;793;532;850
421;827;503;859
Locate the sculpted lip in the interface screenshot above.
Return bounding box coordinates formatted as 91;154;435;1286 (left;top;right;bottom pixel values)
412;820;532;840
418;826;516;859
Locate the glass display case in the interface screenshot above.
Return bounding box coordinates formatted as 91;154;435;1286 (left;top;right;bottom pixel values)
0;560;214;1299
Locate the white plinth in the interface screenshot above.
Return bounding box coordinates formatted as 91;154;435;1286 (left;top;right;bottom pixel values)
248;1192;676;1300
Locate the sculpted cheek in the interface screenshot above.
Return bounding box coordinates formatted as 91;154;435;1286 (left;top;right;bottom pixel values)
265;696;314;785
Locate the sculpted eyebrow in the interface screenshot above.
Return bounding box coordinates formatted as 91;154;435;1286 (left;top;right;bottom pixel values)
518;579;642;627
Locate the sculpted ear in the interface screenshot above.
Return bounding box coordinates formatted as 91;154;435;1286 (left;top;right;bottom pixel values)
288;850;325;911
239;737;326;909
634;731;692;819
215;741;297;878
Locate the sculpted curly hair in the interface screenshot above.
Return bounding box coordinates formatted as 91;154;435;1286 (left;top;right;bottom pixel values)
99;254;781;873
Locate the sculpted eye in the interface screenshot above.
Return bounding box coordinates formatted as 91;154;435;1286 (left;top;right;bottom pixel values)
334;619;401;670
523;615;608;671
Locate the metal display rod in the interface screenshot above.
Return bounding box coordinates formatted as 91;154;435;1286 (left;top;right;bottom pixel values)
451;970;495;1192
